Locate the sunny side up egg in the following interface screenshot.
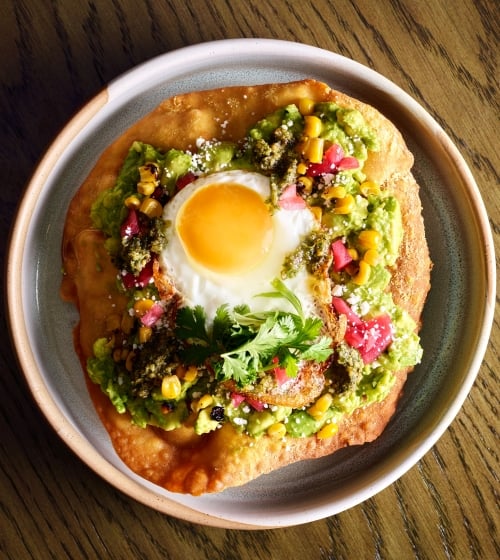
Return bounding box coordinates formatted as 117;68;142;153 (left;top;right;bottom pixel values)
160;170;319;320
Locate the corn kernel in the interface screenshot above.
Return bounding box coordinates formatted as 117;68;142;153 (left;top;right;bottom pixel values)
333;194;355;214
137;181;156;196
322;185;346;200
297;162;308;175
133;298;155;317
298;98;315;116
305;137;324;163
303;115;322;138
317;422;339;439
139;197;163;218
139;163;159;183
138;326;153;344
347;247;359;260
352;260;371;285
267;422;287;438
124;195;141;209
308;393;333;420
161;375;182;400
310;205;322;222
190;397;212;414
363;248;379;266
360;180;381;196
197;395;214;411
297;175;313;193
184;366;199;383
358;229;381;250
190;399;201;414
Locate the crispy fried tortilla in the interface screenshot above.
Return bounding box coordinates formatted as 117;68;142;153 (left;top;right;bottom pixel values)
61;80;431;495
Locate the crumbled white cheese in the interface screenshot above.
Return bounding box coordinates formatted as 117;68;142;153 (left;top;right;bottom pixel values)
358;300;371;317
332;284;345;297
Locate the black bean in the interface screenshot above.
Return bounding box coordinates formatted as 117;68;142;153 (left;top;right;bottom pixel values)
210;406;225;422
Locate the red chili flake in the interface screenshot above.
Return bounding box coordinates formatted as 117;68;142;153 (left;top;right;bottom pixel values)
331;239;353;272
120;208;140;238
245;397;266;412
271;356;289;385
151;186;169;205
140;302;164;327
176;172;197;191
230;392;246;408
332;296;362;325
306;144;359;176
332;297;393;364
121;259;155;289
279;184;306;209
306;144;344;176
337;156;359;170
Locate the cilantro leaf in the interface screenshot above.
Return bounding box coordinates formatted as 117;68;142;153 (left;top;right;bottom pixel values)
216;354;257;386
174;278;334;387
219;315;295;374
300;336;335;362
178;343;214;366
275;348;300;378
211;304;233;343
175;305;210;345
255;277;305;319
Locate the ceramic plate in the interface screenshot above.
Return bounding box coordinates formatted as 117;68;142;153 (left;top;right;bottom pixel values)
7;39;495;529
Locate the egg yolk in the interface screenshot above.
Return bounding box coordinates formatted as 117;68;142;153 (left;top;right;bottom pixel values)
176;183;274;274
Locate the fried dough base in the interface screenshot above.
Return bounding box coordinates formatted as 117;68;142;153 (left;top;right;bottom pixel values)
61;80;431;495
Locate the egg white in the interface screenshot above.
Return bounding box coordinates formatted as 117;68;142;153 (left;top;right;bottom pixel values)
160;170;319;319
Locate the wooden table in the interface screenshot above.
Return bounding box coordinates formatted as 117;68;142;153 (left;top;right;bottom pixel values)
1;1;498;558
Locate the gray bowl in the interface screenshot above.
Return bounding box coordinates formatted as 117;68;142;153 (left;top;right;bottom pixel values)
7;39;495;529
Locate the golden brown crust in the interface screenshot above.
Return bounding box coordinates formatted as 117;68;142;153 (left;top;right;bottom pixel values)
222;359;327;409
61;79;431;495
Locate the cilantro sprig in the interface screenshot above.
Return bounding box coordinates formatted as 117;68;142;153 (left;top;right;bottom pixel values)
175;278;333;387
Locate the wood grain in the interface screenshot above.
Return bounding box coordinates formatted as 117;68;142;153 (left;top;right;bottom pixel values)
1;0;498;558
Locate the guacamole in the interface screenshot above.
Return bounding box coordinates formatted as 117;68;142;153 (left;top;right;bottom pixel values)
88;100;422;440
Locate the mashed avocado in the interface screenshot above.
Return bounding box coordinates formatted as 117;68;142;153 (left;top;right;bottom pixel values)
87;99;422;440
